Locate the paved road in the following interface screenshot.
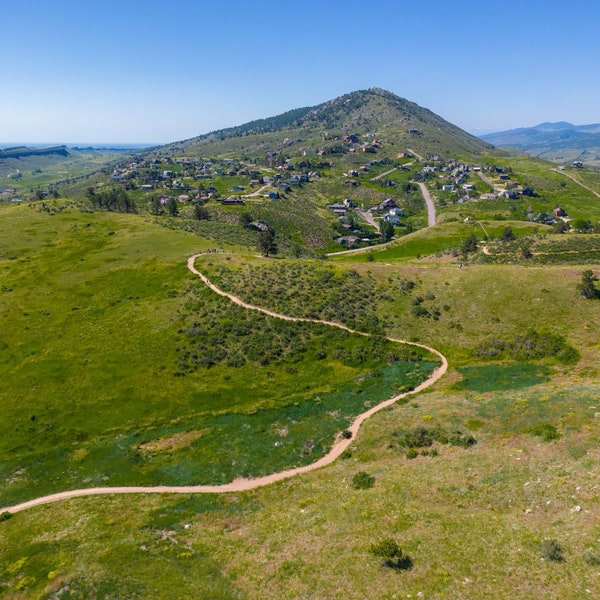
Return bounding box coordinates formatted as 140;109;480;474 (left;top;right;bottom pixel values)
417;182;436;226
0;254;448;515
476;171;503;193
356;208;380;232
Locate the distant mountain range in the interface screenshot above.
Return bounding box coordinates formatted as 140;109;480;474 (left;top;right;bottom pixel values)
481;122;600;167
159;88;495;159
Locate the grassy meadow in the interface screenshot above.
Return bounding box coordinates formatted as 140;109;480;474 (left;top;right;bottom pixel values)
0;203;438;508
1;196;600;598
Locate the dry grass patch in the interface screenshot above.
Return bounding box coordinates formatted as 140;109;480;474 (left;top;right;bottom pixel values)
137;429;207;455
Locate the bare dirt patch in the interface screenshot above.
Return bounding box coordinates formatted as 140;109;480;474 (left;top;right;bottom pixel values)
137;430;207;455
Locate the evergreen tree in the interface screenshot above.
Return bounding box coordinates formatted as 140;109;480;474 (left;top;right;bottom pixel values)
257;230;277;257
577;270;598;299
380;219;395;242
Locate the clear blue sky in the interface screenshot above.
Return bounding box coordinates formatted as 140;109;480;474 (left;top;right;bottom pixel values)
3;0;599;144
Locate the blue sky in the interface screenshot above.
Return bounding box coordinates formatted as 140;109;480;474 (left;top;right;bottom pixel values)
3;0;599;144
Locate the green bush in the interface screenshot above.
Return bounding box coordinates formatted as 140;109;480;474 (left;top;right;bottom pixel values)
584;550;600;566
541;538;565;562
352;471;375;489
369;538;413;570
530;423;560;441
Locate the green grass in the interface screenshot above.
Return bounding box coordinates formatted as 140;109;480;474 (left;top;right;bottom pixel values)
453;364;551;392
331;220;543;262
1;381;599;599
0;203;438;506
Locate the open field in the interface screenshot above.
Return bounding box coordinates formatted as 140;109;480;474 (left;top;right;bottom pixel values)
1;378;599;598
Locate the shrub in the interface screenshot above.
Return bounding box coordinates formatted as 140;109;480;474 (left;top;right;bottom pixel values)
341;430;353;439
530;423;560;441
584;550;600;566
448;431;477;448
369;538;413;570
0;511;12;522
406;448;418;459
541;538;565;562
352;471;375;489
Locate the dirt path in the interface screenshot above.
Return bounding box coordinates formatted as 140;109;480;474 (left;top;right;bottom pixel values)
2;254;447;515
476;171;503;194
371;166;398;181
242;184;271;198
552;168;600;199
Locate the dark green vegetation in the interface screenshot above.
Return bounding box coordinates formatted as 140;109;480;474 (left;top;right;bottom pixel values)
369;538;413;570
1;89;600;598
351;471;376;490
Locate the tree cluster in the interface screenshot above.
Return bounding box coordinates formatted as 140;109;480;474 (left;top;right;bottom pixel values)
86;187;136;213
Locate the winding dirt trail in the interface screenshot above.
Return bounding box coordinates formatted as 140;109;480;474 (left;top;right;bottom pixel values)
1;254;447;515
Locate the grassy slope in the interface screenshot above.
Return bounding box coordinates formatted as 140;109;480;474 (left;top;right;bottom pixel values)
1;145;600;596
0;203;438;508
1;201;599;597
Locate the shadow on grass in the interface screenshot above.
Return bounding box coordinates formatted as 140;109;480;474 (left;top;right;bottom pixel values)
383;555;414;571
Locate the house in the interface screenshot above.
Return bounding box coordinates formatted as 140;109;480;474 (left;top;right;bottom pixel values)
362;145;377;153
337;235;360;247
379;198;397;210
268;191;280;199
383;211;402;225
480;193;498;200
345;179;359;187
553;207;566;217
499;173;509;180
573;161;583;168
328;203;348;218
502;189;519;200
442;184;455;191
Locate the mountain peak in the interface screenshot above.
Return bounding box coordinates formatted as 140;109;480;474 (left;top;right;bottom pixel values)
535;121;575;130
164;89;494;158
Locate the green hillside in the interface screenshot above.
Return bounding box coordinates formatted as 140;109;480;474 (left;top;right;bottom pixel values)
166;88;495;159
1;90;600;599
